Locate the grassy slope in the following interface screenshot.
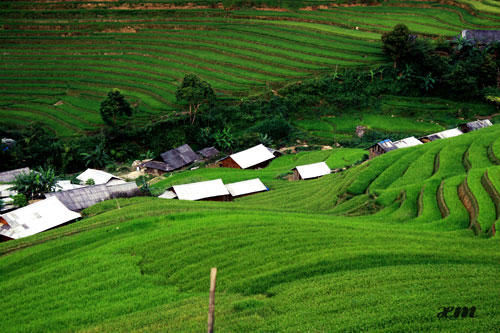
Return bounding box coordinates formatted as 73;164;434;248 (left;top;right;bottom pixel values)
2;125;500;331
1;1;500;135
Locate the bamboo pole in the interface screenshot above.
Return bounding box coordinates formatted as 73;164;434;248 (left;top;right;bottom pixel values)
207;267;217;333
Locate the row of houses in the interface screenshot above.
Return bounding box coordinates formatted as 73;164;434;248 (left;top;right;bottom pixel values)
0;168;140;241
367;120;492;159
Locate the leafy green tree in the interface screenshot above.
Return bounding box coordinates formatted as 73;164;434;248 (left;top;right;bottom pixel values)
176;74;216;124
213;127;234;152
81;141;110;168
10;167;58;200
11;193;28;208
100;89;133;126
381;24;411;69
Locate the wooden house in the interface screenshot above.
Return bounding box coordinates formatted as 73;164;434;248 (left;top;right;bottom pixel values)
0;197;81;241
458;120;493;133
419;128;463;143
142;144;199;175
160;179;232;202
292;162;331;180
220;144;276;169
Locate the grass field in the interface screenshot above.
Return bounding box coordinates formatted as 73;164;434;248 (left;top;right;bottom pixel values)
1;124;500;331
2;1;500;135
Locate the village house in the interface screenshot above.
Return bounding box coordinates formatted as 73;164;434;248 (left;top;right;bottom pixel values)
220;144;277;169
419;128;463;143
461;30;500;44
0;167;30;183
197;147;220;159
45;182;141;211
367;137;422;159
77;168;126;186
458;119;493;133
0;197;81;241
142;144;199;176
292;162;331;180
225;178;268;198
160;179;232;201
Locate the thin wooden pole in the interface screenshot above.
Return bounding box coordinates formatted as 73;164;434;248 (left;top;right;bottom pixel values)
207;267;217;333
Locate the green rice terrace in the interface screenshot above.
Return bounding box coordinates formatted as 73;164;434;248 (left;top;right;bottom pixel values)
2;0;500;136
2;124;500;331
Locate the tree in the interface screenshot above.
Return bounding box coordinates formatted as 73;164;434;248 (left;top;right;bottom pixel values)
81;141;110;168
176;74;216;124
381;24;411;69
99;89;132;126
10;167;58;200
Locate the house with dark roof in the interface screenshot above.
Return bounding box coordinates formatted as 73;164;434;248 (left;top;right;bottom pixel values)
458;119;493;133
45;182;141;211
198;147;220;159
461;30;500;44
0;167;30;183
367;139;397;159
142;144;199;176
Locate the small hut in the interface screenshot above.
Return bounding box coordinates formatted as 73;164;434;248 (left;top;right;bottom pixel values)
0;197;81;241
142;144;199;175
461;30;500;44
220;144;276;169
419;128;463;143
225;178;268;198
292;162;331;180
392;136;423;149
198;147;220;159
77;168;125;186
458;119;493;133
367;139;397;159
0;167;30;183
162;179;232;201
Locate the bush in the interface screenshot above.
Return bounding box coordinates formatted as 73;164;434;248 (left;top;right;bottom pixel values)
10;167;58;200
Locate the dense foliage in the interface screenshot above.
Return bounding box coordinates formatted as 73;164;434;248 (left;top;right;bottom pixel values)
99;89;133;127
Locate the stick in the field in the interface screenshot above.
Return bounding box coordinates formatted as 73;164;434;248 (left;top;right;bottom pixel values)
207;267;217;333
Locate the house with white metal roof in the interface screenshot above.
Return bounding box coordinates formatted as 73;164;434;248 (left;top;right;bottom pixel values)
225;178;268;197
163;179;231;201
0;197;81;241
392;136;423;149
458;119;493;133
77;168;126;186
220;144;276;169
292;162;331;180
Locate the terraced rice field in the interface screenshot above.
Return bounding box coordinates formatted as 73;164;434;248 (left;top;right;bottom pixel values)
2;124;500;331
2;1;500;135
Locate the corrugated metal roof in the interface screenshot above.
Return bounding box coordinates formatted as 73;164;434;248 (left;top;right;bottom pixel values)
55;180;87;192
294;162;331;180
378;140;397;152
198;147;220;159
230;144;275;169
393;137;423;149
159;144;199;171
171;179;229;201
45;182;140;211
225;178;268;197
0;197;81;239
426;128;463;141
0;167;30;183
465;119;493;131
77;168;125;186
142;160;170;172
462;30;500;43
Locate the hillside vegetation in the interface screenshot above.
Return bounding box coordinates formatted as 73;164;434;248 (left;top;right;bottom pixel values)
1;124;500;331
2;0;500;135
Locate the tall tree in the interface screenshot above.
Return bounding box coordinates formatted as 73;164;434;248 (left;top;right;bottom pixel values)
99;89;133;126
176;74;216;124
381;24;411;69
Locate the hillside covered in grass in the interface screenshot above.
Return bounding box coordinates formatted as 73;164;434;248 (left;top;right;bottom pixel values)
1;124;500;331
2;0;500;135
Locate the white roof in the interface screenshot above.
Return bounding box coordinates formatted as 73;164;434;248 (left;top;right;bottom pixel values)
0;197;81;239
428;128;463;140
0;184;16;198
229;144;275;169
294;162;331;180
77;168;125;186
393;137;423;149
225;178;268;197
158;190;177;199
171;179;229;201
55;180;87;192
